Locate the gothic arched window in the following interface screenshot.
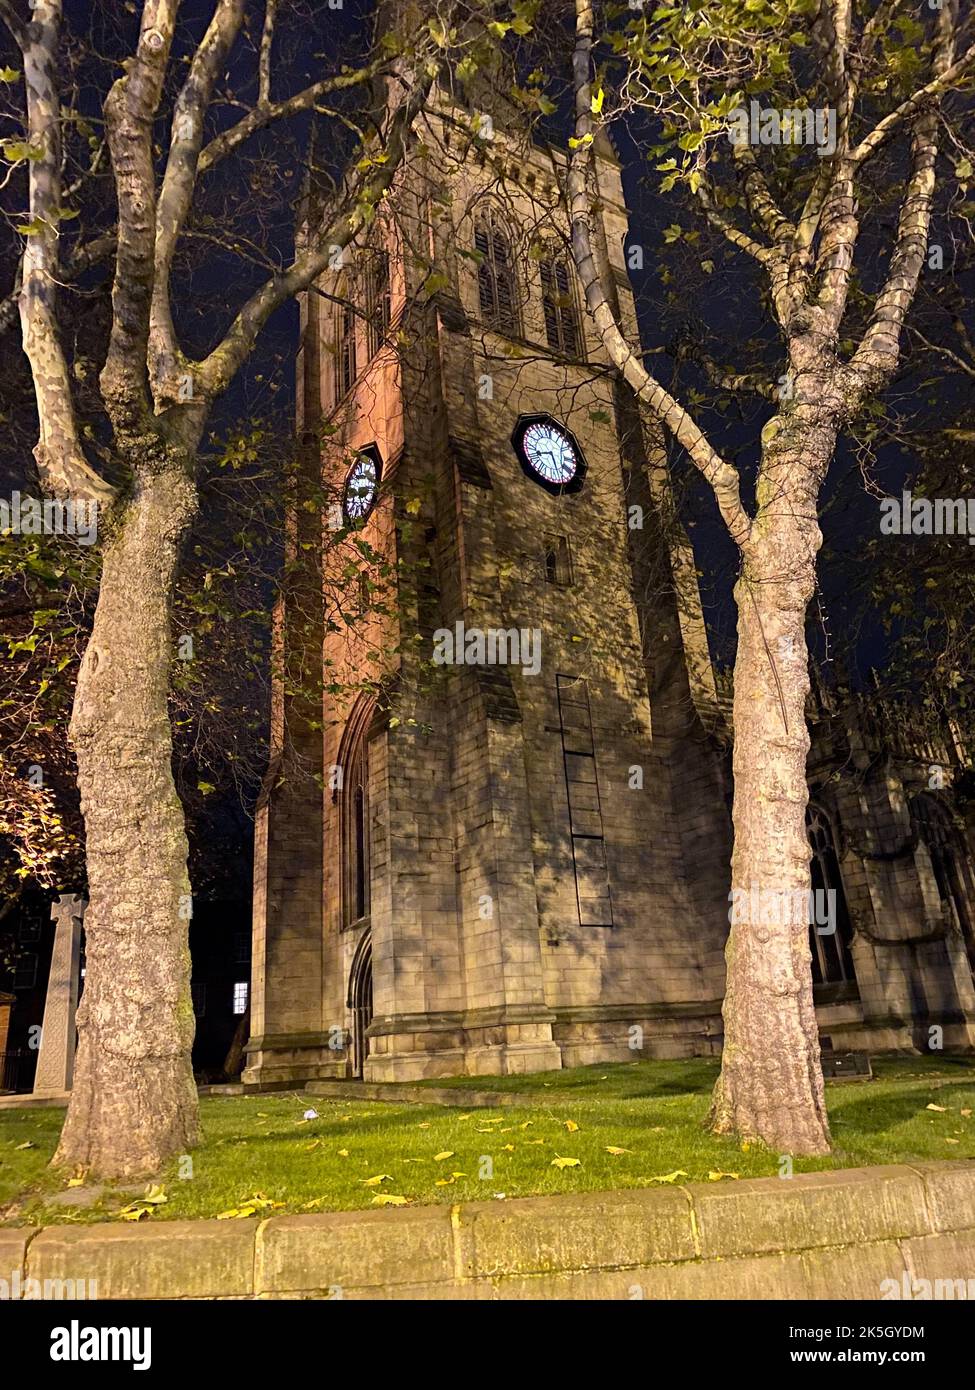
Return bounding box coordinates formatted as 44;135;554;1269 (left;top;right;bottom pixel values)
911;794;975;972
339;699;375;927
366;246;390;360
474;209;518;335
338;297;357;399
539;249;580;357
806;802;857;989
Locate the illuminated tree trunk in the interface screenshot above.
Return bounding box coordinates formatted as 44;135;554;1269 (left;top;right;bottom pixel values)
708;419;834;1156
54;462;200;1178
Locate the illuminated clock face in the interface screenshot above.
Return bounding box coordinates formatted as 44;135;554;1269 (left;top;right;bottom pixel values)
343;449;380;525
512;417;585;495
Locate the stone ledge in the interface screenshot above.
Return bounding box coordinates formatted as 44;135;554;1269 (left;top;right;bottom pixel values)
0;1227;33;1285
257;1206;455;1294
2;1161;973;1300
27;1220;255;1300
689;1165;931;1259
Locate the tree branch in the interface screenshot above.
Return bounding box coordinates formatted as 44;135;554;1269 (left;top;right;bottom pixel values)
197;57;389;174
0;0;26;48
850;39;975;171
197;52;439;400
849;0;960;394
100;0;179;428
568;0;751;547
258;0;277;106
150;0;246;404
17;0;114;504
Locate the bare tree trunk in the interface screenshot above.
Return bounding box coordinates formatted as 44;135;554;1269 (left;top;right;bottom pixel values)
54;461;200;1178
708;423;833;1156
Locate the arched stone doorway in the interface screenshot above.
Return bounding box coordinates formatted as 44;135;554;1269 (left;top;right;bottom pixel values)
347;930;373;1080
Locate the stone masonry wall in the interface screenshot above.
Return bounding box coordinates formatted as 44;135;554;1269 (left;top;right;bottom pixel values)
5;1162;974;1300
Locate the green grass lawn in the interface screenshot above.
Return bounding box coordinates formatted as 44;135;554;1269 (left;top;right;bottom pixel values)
1;1056;973;1226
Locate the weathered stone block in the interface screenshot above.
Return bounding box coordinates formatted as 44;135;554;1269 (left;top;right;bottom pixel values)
911;1161;975;1233
257;1207;455;1294
455;1188;695;1278
27;1220;255;1299
899;1231;975;1292
690;1166;930;1259
0;1227;33;1292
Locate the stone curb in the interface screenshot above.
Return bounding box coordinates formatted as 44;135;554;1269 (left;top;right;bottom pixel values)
2;1160;973;1300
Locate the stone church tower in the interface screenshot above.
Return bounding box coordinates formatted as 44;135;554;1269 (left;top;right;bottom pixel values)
242;79;735;1085
243;73;975;1088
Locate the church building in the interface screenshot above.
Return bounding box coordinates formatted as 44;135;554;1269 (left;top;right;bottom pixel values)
242;81;975;1088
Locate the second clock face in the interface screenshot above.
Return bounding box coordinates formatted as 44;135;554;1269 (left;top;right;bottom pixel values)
512;416;585;495
343;449;380;525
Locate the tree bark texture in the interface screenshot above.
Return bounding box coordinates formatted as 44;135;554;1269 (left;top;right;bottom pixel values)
708;415;836;1156
54;461;200;1179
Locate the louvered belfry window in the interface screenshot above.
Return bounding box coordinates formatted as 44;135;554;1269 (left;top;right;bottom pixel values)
339;300;357;398
475;211;518;334
540;252;580;356
366;247;391;359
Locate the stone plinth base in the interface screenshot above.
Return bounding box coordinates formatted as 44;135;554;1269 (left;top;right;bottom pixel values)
242;1032;348;1087
363;1007;562;1082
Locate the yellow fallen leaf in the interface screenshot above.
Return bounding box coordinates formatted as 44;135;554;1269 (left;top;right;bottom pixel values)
304;1140;321;1151
551;1156;581;1170
961;1109;972;1118
927;1104;947;1112
647;1170;688;1184
302;1198;325;1210
337;1149;350;1157
371;1194;409;1206
435;1178;455;1186
519;1121;533;1130
605;1146;632;1156
564;1120;579;1132
502;1144;515;1152
450;1171;467;1178
142;1184;168;1205
416;1122;430;1129
361;1174;394;1186
527;1139;546;1145
433;1151;454;1162
945;1137;960;1144
14;1141;34;1151
66;1176;86;1187
119;1206;149;1222
707;1171;740;1181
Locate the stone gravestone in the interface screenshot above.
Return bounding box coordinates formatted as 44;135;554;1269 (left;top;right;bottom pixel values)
33;895;86;1098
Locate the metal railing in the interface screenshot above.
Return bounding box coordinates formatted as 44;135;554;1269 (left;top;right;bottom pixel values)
0;1050;25;1093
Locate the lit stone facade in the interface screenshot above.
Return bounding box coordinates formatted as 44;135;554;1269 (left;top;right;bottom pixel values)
244;102;975;1087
